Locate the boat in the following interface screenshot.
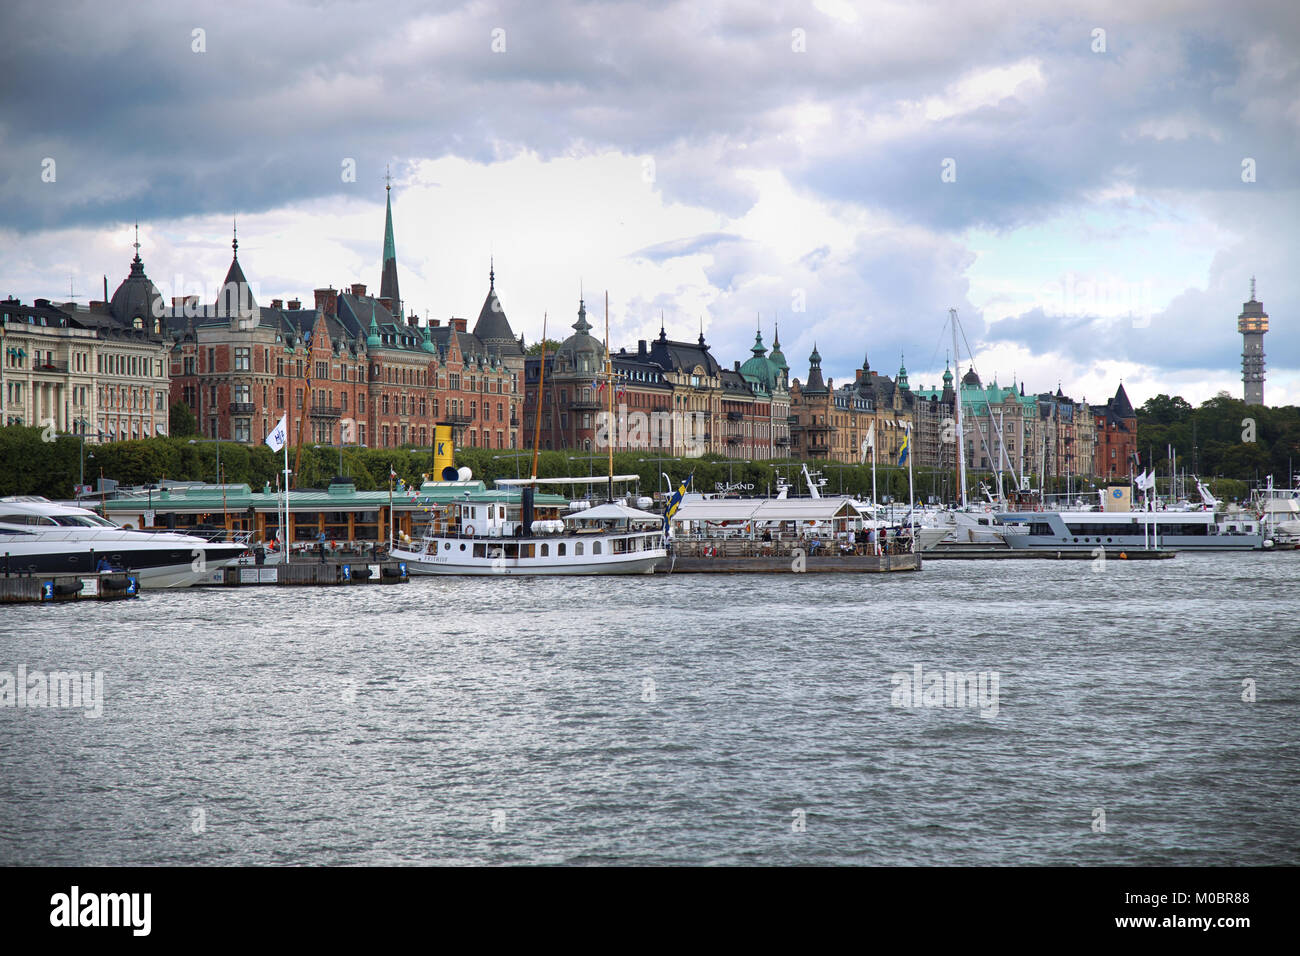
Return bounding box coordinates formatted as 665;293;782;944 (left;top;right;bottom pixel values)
0;496;250;587
390;485;666;575
994;508;1267;551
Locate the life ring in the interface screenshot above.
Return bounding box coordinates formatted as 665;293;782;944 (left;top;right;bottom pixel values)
465;524;475;536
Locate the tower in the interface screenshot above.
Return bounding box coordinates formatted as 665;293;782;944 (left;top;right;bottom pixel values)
380;169;401;321
1238;277;1268;406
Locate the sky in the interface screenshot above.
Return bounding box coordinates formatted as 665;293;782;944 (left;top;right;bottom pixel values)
1;0;1297;410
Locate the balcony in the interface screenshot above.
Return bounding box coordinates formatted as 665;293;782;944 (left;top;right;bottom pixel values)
34;360;69;373
308;404;341;418
228;402;255;416
510;416;520;426
774;436;791;446
447;413;473;425
808;443;830;454
726;434;743;445
570;398;602;410
726;410;743;421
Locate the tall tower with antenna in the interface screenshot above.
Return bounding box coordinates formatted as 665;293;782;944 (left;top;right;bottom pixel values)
1238;277;1268;406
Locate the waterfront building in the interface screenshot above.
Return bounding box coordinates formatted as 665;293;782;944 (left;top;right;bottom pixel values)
1;238;171;442
1091;383;1138;480
167;188;523;452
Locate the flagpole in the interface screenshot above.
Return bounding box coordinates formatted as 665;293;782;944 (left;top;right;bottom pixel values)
871;429;878;554
907;424;915;554
282;443;290;566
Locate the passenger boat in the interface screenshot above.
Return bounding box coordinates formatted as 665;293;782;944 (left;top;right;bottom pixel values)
389;483;666;575
0;496;249;587
994;508;1267;551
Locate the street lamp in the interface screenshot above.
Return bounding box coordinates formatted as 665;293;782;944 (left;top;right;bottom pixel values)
188;438;222;483
71;418;104;493
492;452;531;480
315;442;366;478
638;456;682;494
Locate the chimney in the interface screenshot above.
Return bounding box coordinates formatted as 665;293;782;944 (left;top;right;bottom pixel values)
271;298;283;310
638;339;647;358
287;299;301;310
314;287;338;319
855;368;863;383
734;360;741;371
430;318;441;327
351;283;367;297
451;318;467;332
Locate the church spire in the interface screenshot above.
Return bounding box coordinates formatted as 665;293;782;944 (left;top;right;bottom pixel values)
380;171;401;318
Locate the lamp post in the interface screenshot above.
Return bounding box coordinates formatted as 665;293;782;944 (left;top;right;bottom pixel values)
637;456;682;494
188;437;222;483
492;452;531;480
315;442;366;478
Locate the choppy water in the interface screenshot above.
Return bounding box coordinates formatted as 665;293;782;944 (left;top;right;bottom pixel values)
1;553;1297;865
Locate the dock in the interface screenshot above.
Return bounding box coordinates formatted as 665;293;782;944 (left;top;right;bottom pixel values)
0;572;139;604
925;543;1176;560
660;539;921;574
204;559;411;587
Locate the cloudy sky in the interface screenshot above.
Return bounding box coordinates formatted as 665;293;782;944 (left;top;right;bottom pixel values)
2;0;1296;408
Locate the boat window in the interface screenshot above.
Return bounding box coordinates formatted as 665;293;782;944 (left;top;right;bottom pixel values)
473;544;486;558
540;543;549;557
592;541;602;554
557;542;566;556
575;542;584;556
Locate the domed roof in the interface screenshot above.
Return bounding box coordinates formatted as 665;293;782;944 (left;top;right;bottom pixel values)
109;244;164;328
961;365;981;387
553;299;603;374
739;329;778;392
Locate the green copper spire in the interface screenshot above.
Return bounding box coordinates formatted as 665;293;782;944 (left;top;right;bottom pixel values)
379;171;401;316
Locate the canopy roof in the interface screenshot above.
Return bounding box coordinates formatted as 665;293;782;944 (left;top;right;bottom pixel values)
668;497;864;524
565;502;661;524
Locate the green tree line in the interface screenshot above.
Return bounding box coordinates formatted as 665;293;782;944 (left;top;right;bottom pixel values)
1137;393;1300;488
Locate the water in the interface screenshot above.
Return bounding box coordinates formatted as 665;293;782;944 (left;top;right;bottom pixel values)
1;553;1296;865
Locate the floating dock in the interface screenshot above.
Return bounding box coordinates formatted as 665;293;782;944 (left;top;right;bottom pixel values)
925;543;1175;560
204;559;411;587
660;540;921;574
0;572;139;604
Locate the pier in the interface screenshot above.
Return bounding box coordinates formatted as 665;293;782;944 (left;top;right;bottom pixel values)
925;543;1175;560
206;559;410;587
0;572;139;604
660;539;921;574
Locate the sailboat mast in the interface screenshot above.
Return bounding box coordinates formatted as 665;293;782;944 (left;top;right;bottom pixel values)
606;291;614;503
530;312;547;480
950;308;968;508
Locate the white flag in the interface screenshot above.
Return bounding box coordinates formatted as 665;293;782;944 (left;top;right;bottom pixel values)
864;423;874;450
265;415;288;453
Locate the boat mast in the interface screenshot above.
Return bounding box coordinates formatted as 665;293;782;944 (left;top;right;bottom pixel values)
605;291;614;504
530;312;547;480
950;308;968;508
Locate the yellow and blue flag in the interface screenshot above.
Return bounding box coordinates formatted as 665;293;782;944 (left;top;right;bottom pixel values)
664;474;692;529
897;429;910;466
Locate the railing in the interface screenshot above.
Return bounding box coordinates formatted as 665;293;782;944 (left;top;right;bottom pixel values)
725;435;743;444
670;535;913;558
570;399;601;410
309;404;341;418
228;402;255;415
726;411;743;421
447;413;473;425
33;360;69;373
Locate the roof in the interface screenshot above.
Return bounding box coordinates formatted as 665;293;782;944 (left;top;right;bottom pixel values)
472;271;522;355
565;503;661;524
669;496;864;524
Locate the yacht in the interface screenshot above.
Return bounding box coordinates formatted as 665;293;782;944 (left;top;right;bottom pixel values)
390;486;667;575
0;496;249;587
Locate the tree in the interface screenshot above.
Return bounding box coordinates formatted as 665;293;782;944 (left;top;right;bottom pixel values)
525;338;563;356
169;400;198;438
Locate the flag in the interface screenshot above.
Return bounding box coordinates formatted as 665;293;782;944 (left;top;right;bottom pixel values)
861;424;874;463
664;474;692;529
897;428;909;466
265;415;288;453
389;466;397;480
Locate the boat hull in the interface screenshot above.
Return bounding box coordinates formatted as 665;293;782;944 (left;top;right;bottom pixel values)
394;551;664;575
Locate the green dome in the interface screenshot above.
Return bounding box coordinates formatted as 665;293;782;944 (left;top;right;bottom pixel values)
739;329;779;392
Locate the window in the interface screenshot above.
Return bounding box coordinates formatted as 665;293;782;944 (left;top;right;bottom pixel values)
359;394;365;413
234;420;251;442
207;348;215;371
341;393;348;412
448;374;460;390
277;358;284;376
276;387;285;409
382;395;390;414
234;384;250;403
235;348;250;371
296;388;303;409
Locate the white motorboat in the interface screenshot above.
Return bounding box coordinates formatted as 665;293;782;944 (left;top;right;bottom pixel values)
0;496;249;587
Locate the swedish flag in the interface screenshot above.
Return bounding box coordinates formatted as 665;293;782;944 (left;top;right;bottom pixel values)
897;430;910;466
664;474;692;529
